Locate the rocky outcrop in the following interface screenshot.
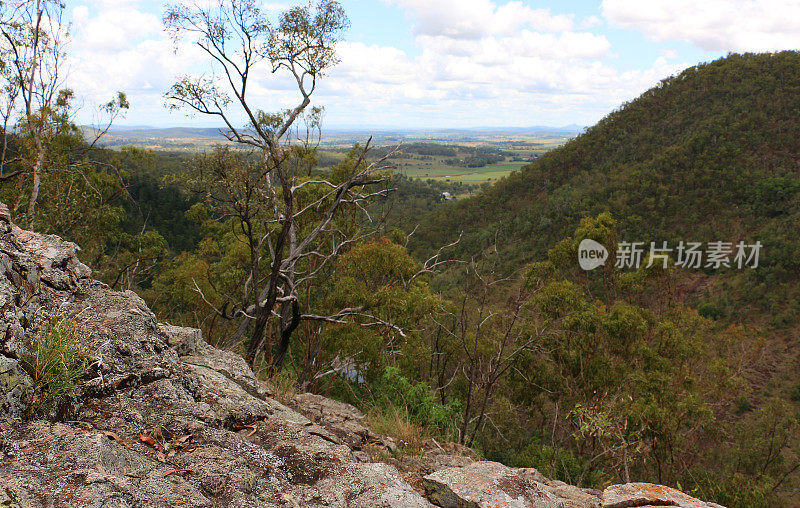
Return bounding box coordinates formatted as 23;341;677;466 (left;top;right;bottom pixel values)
601;483;725;508
422;463;725;508
0;205;725;507
424;461;601;508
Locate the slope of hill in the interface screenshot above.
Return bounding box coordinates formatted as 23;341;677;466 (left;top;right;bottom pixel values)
406;53;800;503
413;51;800;325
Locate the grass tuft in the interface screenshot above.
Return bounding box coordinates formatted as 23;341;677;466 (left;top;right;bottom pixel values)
22;313;90;416
366;406;427;454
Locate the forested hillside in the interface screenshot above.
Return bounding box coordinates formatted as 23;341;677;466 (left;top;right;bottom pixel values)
1;2;798;503
400;50;800;505
413;52;800;312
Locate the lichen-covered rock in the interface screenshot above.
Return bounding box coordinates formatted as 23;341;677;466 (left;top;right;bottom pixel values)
423;460;584;508
158;322;204;355
602;483;726;508
8;224;91;290
179;335;274;401
291;392;380;450
0;206;433;507
0;421;212;507
0;355;33;420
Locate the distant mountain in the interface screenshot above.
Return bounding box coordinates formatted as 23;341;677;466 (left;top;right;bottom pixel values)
105;125;158;132
98;126;228;139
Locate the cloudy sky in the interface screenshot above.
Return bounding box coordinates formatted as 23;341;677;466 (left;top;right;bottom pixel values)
67;0;800;129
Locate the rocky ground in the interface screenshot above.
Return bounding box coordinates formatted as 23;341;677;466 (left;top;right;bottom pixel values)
0;203;725;507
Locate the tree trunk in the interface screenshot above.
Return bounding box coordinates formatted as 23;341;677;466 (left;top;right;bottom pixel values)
296;326;322;391
245;305;271;367
244;217;291;367
270;299;300;376
27;149;44;230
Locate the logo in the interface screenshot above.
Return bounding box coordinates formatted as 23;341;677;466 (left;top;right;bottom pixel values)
578;239;608;271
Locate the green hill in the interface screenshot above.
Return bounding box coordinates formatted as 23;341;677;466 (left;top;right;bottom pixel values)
414;51;800;325
398;52;800;505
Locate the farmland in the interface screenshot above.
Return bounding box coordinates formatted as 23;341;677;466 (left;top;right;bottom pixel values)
88;125;576;187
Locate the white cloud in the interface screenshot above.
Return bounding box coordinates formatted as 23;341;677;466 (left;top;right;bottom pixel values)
71;3;161;52
317;36;685;127
67;3;210;125
602;0;800;52
385;0;573;39
310;0;664;127
580;16;602;29
62;0;691;128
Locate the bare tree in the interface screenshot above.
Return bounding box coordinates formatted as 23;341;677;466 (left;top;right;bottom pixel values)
165;0;395;373
431;253;546;447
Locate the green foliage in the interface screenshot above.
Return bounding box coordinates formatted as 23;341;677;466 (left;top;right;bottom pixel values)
411;51;800;331
791;383;800;402
22;314;91;416
399;54;800;502
370;367;461;437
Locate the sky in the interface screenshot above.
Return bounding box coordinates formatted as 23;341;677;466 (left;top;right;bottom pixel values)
66;0;800;129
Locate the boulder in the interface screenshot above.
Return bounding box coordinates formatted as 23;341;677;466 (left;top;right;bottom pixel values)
423;461;596;508
602;483;726;508
0;355;33;420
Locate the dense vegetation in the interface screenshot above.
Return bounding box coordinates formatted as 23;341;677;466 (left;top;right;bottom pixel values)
1;7;798;504
412;52;800;317
404;51;800;504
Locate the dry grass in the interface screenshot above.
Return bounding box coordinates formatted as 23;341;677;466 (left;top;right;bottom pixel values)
258;368;298;405
365;407;427;454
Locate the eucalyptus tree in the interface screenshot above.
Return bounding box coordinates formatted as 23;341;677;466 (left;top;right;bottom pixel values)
164;0;394;372
0;0;128;229
0;0;68;227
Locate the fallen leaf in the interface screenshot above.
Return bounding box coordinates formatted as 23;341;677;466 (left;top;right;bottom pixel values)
101;431;122;442
140;431;163;452
157;451;166;463
236;424;258;437
162;469;191;478
175;434;192;444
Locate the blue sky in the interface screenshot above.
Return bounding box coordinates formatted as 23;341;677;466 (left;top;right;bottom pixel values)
67;0;800;129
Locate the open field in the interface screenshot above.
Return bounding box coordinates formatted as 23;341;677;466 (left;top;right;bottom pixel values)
389;159;529;183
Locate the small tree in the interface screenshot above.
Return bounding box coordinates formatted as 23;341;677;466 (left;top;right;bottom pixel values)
164;0;394;372
0;0;128;229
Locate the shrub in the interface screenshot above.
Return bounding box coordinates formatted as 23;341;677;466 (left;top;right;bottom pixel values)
791;383;800;401
371;367;462;438
698;302;723;320
734;396;753;415
22;314;90;416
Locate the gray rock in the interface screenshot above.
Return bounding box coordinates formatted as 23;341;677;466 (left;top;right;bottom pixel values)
291;392;377;450
9;224;91;289
158;322;204;356
181;339;274;401
0;355;33;420
424;461;574;508
602;483;725;508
